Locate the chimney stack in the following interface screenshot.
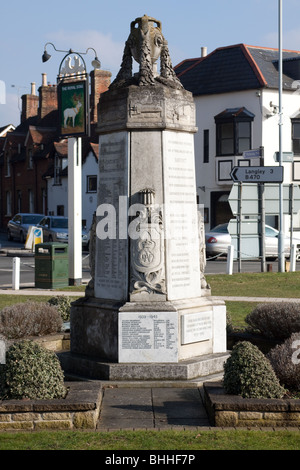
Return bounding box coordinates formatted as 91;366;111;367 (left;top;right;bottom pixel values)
90;69;112;123
21;83;39;123
201;47;207;58
38;73;57;121
42;73;47;87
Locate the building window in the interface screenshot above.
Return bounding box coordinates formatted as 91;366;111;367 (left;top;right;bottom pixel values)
54;154;62;185
6;155;10;177
17;190;22;213
215;108;254;156
87;175;97;193
57;205;64;216
6;191;12;216
28;149;33;169
28;189;34;213
203;129;209;163
292;120;300;155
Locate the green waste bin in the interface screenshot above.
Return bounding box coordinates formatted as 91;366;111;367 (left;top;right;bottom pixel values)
35;243;69;289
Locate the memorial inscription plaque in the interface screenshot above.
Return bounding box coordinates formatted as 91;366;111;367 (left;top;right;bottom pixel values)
95;132;129;301
119;311;178;362
163;130;201;300
181;311;213;345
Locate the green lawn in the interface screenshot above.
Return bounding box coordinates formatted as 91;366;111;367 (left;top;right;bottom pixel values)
0;429;300;450
206;271;300;298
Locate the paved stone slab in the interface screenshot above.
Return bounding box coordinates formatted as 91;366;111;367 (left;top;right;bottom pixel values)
97;387;210;430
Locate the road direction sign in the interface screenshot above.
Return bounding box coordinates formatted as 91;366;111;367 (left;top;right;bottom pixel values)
274;151;294;162
228;219;260;260
243;148;263;159
230;166;283;183
228;183;300;216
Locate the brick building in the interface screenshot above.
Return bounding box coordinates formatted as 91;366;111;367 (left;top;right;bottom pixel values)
0;69;111;229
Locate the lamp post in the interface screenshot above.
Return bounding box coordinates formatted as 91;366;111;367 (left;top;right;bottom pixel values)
42;43;101;285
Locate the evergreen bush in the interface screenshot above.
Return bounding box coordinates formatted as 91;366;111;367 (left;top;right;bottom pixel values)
0;340;66;400
223;341;285;398
47;295;72;322
267;332;300;392
245;302;300;340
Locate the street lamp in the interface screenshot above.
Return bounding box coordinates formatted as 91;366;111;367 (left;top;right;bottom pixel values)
42;42;101;70
41;42;101;285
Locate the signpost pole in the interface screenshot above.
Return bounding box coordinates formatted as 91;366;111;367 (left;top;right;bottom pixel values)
259;151;266;272
289;183;294;253
68;137;82;285
278;0;285;272
258;183;266;272
238;182;242;272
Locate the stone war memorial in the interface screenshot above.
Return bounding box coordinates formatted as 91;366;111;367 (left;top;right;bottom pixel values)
60;15;229;381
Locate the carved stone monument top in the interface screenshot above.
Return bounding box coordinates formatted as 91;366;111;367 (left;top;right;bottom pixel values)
111;14;183;90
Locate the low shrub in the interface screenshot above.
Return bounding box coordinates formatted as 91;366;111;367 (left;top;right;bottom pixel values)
245;302;300;340
226;311;234;333
0;340;66;400
0;301;62;339
47;295;72;322
267;332;300;392
223;341;285;398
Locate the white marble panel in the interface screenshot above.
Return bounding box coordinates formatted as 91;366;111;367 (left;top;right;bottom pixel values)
94;132;129;301
181;311;212;345
118;311;178;363
163;130;201;300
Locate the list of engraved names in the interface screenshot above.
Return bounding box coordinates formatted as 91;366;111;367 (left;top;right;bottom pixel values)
163;132;201;300
119;312;178;363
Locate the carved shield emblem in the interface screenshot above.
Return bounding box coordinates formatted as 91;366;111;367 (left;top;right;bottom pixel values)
132;224;163;274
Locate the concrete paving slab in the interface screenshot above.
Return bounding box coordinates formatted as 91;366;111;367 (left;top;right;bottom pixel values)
97;387;210;430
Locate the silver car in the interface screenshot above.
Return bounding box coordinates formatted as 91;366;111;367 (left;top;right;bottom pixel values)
38;216;89;247
205;223;300;259
38;216;68;242
7;213;44;242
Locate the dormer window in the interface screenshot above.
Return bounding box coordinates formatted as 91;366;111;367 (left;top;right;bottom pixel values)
215;107;255;156
292;119;300;155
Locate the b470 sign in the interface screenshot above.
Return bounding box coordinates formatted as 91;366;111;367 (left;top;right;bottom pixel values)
230;166;283;183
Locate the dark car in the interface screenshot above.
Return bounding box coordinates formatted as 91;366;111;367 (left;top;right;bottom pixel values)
7;213;44;242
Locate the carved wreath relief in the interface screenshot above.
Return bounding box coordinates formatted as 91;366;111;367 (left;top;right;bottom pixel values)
131;189;166;296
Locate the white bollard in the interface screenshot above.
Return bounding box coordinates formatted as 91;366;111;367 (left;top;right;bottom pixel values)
226;245;234;275
12;257;20;290
290;243;297;272
0;339;6;364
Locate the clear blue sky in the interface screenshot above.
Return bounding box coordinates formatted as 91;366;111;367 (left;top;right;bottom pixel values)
1;0;299;127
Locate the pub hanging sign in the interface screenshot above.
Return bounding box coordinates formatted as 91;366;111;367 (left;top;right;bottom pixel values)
57;53;90;137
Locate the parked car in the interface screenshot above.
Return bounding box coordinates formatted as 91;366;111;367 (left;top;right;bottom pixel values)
7;213;44;242
205;222;300;259
38;216;89;248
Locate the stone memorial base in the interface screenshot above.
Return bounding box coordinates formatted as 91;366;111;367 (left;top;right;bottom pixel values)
59;295;229;382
